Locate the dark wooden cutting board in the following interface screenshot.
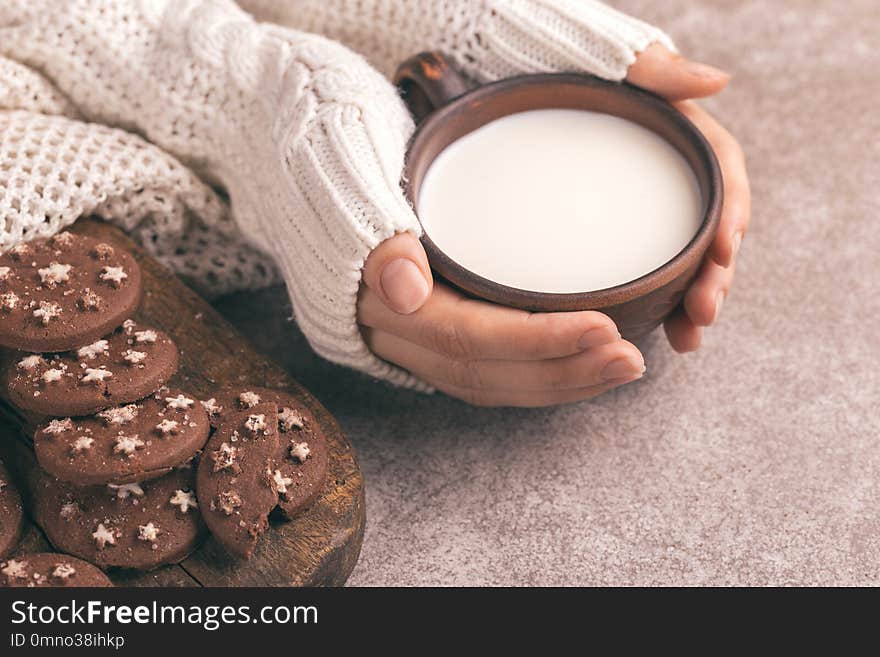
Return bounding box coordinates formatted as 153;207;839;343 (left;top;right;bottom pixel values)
0;217;365;586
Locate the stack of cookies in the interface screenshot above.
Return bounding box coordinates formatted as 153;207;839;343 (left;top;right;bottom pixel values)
0;232;327;585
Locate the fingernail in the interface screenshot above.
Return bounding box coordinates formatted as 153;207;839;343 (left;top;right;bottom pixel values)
380;258;429;314
686;60;729;81
577;327;617;350
601;357;645;382
731;231;743;260
713;290;726;323
603;374;645;386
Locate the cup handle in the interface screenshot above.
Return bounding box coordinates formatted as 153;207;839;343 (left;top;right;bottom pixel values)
394;52;472;124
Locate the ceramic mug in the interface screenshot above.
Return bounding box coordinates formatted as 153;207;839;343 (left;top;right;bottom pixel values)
394;51;723;340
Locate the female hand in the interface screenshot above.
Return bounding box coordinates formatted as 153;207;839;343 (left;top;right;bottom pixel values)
358;235;645;407
627;45;752;352
358;45;748;406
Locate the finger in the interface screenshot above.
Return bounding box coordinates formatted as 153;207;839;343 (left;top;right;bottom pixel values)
359;283;622;361
423;376;631;408
663;306;703;353
675;100;751;268
365;328;645;392
683;259;736;327
626;43;730;101
361;231;433;314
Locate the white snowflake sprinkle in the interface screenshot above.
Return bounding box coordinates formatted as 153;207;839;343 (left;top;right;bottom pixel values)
211;442;238;472
78;289;102;311
60;502;79;519
165;394;194;410
215;490;241;515
33;301;61;325
122;319;136;332
273;470;294;495
41;368;65;383
76;339;109;360
289;441;311;463
91;243;114;260
134;330;157;344
155;419;179;435
107;482;144;499
201;398;222;416
71;436;94;454
81;367;113;384
278;407;305;432
169;489;198;513
38;262;72;287
238;391;261;408
112;434;144;456
52;563;76;579
0;292;20;310
43;418;73;435
9;243;31;259
1;559;28;579
18;354;45;370
99;265;127;286
50;232;75;248
92;523;116;549
123;349;147;366
138;522;160;543
98;404;138;425
245;413;267;434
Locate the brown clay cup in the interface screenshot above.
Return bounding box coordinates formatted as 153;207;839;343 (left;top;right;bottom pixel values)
394;52;723;341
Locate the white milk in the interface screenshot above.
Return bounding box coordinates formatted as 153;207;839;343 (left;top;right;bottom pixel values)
417;109;703;293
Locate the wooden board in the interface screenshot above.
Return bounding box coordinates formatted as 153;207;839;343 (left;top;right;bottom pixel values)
0;217;365;586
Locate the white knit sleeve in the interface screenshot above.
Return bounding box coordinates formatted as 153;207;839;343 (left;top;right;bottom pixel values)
0;109;271;297
0;0;425;388
238;0;675;81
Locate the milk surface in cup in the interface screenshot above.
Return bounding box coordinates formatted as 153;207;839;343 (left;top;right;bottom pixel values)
417;109;703;293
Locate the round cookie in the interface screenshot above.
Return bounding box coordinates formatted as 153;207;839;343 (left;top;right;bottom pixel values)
33;466;204;570
196;403;280;559
1;553;113;587
0;232;142;352
0;459;24;559
201;386;328;519
5;320;179;416
34;387;210;486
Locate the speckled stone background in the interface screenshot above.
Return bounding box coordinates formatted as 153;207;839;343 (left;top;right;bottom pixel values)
216;0;880;585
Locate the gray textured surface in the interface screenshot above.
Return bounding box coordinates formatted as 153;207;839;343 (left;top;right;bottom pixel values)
215;0;880;585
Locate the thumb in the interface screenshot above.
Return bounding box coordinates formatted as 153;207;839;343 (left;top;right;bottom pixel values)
626;43;730;101
362;231;434;314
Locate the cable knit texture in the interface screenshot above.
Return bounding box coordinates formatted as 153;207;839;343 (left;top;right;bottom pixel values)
0;0;672;388
240;0;675;80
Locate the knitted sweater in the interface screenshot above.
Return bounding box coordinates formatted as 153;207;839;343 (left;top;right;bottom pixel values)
0;0;672;388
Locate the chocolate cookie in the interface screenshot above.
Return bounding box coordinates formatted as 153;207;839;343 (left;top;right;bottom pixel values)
33;466;204;570
201;386;328;519
5;320;179;416
0;232;142;352
34;387;210;486
0;459;24;559
196;403;279;559
1;553;113;587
